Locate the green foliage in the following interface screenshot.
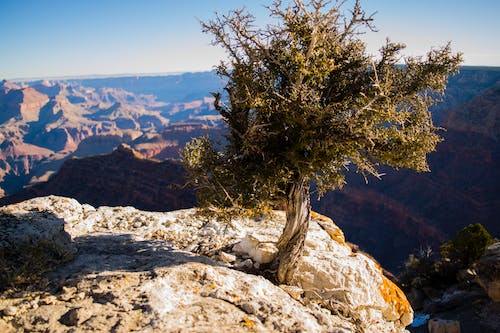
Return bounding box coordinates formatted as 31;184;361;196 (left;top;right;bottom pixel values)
183;136;284;213
399;224;494;291
399;246;436;289
399;246;458;291
183;0;462;211
440;223;494;267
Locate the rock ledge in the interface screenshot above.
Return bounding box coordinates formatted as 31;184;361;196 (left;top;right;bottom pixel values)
0;196;413;332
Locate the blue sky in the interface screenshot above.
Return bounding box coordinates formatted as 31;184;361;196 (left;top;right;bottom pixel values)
1;0;499;79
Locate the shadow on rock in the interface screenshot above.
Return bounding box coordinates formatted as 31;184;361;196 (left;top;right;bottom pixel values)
47;233;220;282
1;209;221;294
0;211;76;291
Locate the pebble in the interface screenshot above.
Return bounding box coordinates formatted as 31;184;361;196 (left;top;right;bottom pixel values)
30;301;39;310
40;295;58;305
279;285;304;300
59;308;79;326
240;302;258;314
75;292;86;301
62;286;77;294
59;307;90;326
184;244;199;252
3;306;17;316
219;251;237;263
235;259;254;270
59;287;77;301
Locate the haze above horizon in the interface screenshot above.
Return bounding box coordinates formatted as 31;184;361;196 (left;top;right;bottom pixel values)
1;0;499;80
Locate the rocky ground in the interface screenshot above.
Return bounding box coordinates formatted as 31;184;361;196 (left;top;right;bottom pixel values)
407;242;500;333
0;196;413;332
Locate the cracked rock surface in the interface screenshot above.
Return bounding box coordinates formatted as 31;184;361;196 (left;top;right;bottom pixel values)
0;196;413;332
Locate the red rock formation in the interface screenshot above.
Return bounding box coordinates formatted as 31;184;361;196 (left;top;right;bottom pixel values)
0;86;49;123
442;86;500;139
0;79;188;195
0;145;195;212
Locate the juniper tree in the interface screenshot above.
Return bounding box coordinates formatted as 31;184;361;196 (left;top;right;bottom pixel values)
183;0;462;283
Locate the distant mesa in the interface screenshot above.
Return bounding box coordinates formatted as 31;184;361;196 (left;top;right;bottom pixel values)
0;85;49;123
0;79;21;93
0;73;223;197
441;85;500;140
0;144;195;212
31;80;63;97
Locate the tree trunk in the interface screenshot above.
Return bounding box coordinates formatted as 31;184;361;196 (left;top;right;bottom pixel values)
275;178;311;284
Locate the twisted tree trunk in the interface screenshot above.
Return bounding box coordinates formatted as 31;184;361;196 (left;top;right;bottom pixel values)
275;178;311;283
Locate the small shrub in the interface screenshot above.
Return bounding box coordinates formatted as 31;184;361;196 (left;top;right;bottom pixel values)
0;240;75;291
400;224;494;291
399;246;437;290
440;223;494;267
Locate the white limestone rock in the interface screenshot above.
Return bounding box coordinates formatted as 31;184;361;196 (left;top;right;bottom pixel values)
232;234;278;264
293;213;413;331
2;306;17;317
142;262;353;332
0;197;77;287
0;198;77;255
428;318;461;333
218;251;237;263
0;196;413;332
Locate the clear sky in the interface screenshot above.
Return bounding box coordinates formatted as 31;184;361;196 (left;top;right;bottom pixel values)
1;0;499;80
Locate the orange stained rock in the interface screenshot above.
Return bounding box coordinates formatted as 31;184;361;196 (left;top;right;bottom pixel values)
311;211;346;245
311;211;330;222
379;274;412;318
241;317;255;328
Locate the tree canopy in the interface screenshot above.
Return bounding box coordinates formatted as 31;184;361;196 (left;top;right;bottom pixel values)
183;0;462;282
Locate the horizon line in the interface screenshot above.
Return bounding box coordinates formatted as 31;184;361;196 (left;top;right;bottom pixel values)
7;70;217;83
5;65;500;83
